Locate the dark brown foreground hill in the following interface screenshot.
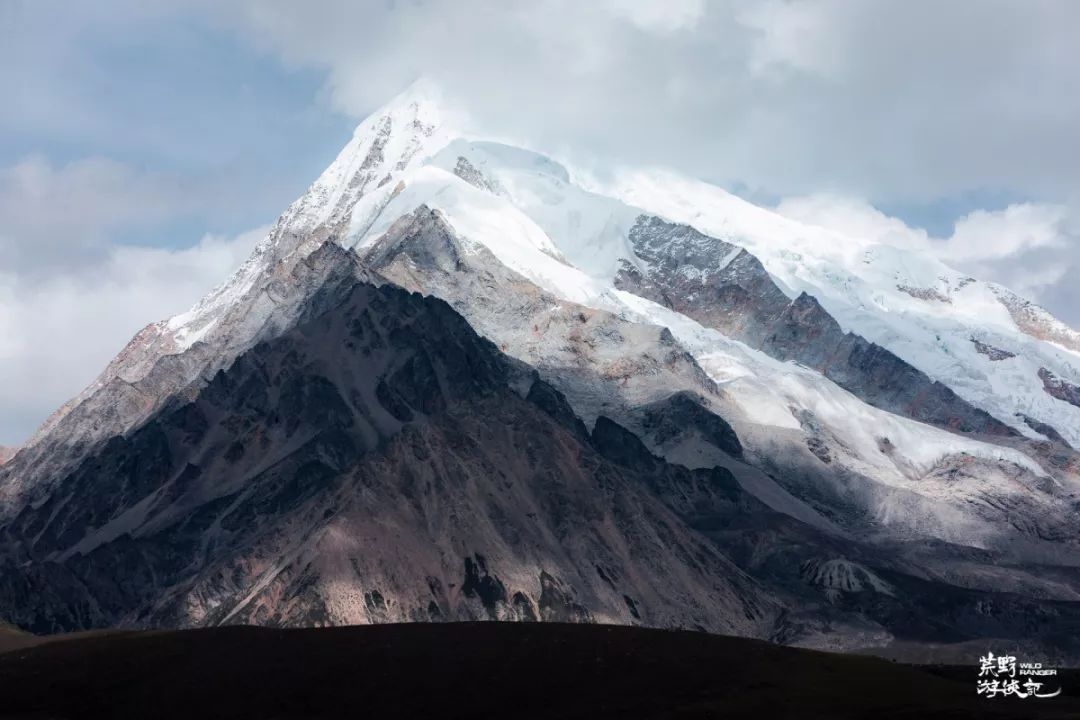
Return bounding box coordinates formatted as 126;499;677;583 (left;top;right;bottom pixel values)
0;622;1077;719
0;622;34;655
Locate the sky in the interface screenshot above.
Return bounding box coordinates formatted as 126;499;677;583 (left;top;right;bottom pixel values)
1;0;1078;445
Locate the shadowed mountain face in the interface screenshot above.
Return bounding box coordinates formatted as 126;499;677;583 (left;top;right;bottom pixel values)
0;243;777;637
0;232;380;519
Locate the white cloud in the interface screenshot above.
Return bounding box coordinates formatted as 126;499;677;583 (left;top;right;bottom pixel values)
0;149;268;445
605;0;705;34
0;226;265;445
738;0;847;78
775;193;1079;319
946;204;1069;264
215;0;1080;204
0;156;192;273
775;194;934;251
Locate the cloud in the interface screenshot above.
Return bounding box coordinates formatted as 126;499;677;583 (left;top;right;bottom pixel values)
0;0;176;141
0;152;216;441
774;194;934;251
738;0;846;78
0;226;266;445
0;140;270;446
774;194;1080;322
605;0;705;34
0;156;195;274
0;1;355;236
946;205;1070;264
216;0;1080;205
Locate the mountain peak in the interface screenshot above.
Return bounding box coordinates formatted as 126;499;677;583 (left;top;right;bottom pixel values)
279;78;461;239
354;76;450;138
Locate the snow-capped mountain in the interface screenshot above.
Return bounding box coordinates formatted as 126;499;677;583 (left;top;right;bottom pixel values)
2;80;1079;661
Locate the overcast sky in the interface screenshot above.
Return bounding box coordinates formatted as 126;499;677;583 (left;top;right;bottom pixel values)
1;0;1078;444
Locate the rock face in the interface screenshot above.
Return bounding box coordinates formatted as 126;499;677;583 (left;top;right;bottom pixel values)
1020;414;1074;449
1040;367;1080;409
615;216;1017;437
0;244;776;637
896;285;952;304
971;338;1017;361
638;392;743;460
361;207;719;428
993;285;1080;354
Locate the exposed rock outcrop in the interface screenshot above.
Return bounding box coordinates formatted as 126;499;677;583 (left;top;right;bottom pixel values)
971;338;1017;361
1039;367;1080;409
993;285;1080;354
615;216;1017;438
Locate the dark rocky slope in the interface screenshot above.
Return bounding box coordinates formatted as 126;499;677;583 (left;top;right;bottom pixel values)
0;243;777;636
